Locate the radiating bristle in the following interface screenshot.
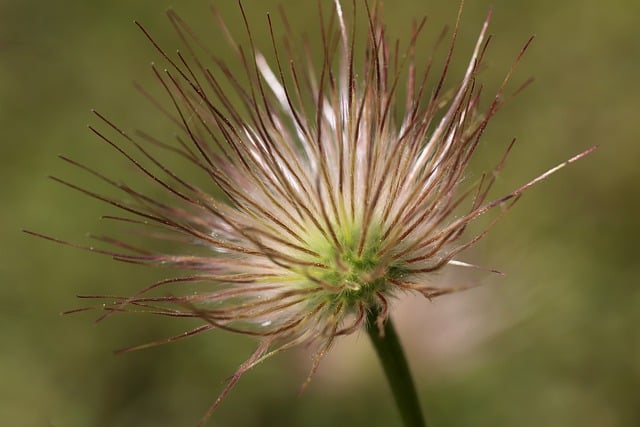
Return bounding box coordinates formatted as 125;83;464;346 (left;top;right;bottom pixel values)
25;1;596;424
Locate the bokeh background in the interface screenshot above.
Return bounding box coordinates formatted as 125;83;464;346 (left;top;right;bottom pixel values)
2;0;638;426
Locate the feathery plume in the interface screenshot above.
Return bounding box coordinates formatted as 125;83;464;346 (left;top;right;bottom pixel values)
27;1;595;424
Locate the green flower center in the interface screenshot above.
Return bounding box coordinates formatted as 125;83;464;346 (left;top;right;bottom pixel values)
299;221;405;310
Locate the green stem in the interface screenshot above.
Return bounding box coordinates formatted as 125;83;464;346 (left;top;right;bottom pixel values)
366;308;427;427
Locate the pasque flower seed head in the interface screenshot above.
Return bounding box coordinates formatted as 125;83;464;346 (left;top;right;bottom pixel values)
27;0;595;424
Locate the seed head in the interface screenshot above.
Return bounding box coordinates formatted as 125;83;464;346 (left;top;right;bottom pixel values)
28;0;595;424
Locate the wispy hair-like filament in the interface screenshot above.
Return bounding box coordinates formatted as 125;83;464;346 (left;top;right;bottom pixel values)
26;1;596;424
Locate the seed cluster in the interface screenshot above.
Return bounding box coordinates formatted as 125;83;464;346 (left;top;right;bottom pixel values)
28;1;595;423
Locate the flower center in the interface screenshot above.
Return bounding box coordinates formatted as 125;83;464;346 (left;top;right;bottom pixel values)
298;221;404;310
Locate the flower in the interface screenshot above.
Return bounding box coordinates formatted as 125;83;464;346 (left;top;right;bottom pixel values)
28;0;595;424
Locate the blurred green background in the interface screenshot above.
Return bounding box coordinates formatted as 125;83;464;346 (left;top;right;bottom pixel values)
2;0;638;426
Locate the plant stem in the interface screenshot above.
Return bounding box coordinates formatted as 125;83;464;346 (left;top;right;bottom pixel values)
366;308;427;427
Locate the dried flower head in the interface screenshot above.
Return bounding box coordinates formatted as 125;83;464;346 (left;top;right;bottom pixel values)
28;0;595;424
